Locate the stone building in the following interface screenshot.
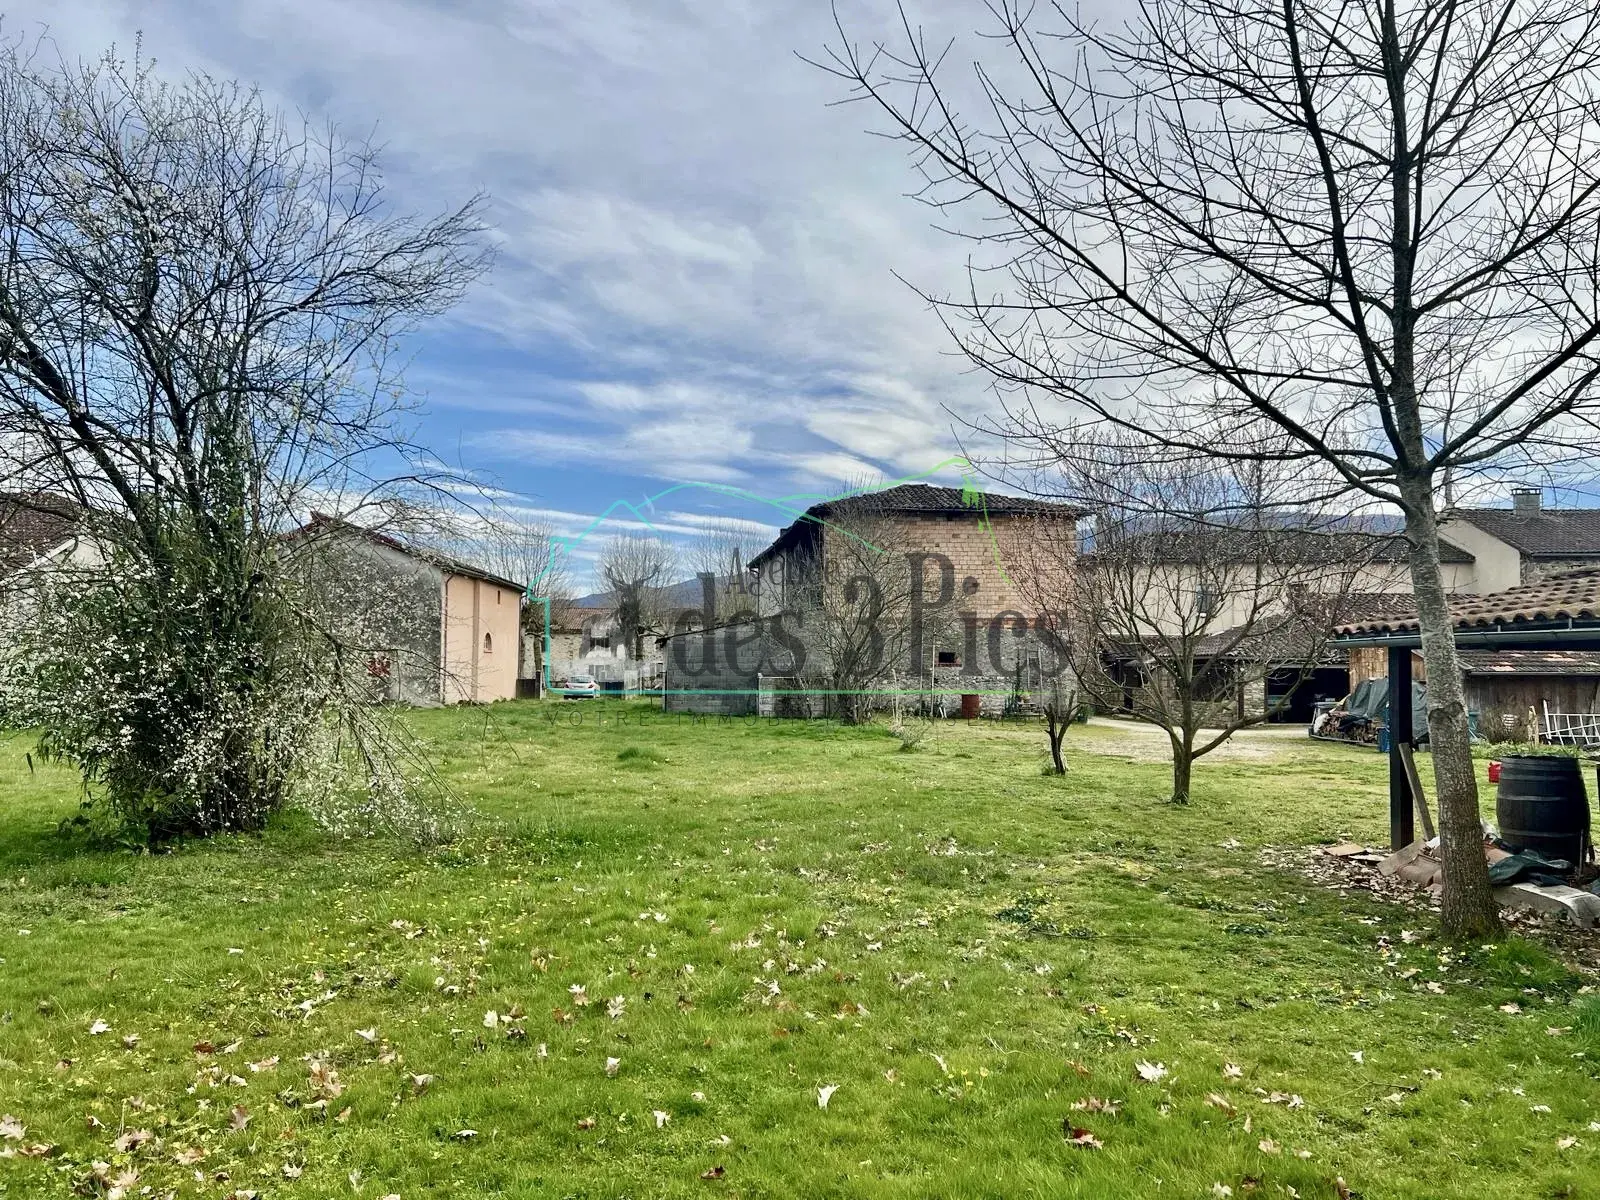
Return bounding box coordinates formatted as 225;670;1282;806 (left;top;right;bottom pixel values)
290;515;523;705
662;484;1085;716
1439;486;1600;589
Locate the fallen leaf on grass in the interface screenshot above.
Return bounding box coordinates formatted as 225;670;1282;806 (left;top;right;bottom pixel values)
817;1084;839;1109
0;1115;23;1140
452;1129;477;1141
408;1074;435;1094
701;1165;726;1180
1222;1063;1243;1079
1259;1091;1304;1109
1499;1003;1521;1014
1258;1138;1280;1154
355;1028;378;1042
1064;1125;1103;1149
283;1163;303;1179
248;1057;278;1073
120;1035;140;1050
1347;1051;1363;1065
1135;1061;1168;1083
1558;1136;1580;1150
1211;1185;1232;1198
1203;1093;1237;1117
174;1147;205;1166
1071;1097;1121;1116
112;1129;152;1153
605;1058;621;1078
709;1134;732;1147
229;1106;251;1131
89;1019;111;1036
654;1110;671;1128
576;1117;596;1130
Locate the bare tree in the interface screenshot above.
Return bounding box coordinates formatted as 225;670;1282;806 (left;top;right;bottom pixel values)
1037;639;1079;775
1018;455;1378;803
821;0;1600;936
788;513;928;725
686;517;764;623
598;532;678;660
0;44;486;839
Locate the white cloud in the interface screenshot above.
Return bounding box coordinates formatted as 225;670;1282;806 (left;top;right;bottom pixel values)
6;0;1018;497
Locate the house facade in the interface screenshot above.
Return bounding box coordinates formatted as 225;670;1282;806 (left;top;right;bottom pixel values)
664;484;1085;716
1439;487;1600;590
292;515;523;705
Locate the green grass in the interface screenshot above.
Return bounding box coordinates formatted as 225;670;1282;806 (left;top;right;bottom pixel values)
0;704;1596;1198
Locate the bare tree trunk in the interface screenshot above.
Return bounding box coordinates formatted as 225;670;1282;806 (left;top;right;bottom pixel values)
1047;717;1066;774
1403;486;1500;939
1170;734;1193;805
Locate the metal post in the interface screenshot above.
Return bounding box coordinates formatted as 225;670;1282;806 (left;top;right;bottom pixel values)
1387;645;1415;850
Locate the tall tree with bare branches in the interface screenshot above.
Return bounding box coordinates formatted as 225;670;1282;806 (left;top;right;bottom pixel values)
0;44;487;840
598;532;678;660
1016;451;1381;802
822;0;1600;936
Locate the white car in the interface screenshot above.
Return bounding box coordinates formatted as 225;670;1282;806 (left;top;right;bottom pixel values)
557;674;600;698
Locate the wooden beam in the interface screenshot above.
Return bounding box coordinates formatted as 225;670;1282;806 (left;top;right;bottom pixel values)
1387;645;1415;850
1398;741;1436;842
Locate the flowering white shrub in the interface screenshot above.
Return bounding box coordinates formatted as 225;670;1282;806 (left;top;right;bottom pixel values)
0;535;460;846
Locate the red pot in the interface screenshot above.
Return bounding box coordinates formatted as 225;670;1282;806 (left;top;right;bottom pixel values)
1488;760;1501;784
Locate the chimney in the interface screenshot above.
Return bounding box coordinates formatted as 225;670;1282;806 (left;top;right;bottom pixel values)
1510;486;1542;517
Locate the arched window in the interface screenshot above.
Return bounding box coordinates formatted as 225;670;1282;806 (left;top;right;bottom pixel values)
483;632;493;654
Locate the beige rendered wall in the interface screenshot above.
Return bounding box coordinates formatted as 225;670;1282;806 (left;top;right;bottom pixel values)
442;574;522;702
1435;518;1520;593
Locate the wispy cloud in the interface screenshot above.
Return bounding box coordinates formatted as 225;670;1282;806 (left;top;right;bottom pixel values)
13;0;1005;523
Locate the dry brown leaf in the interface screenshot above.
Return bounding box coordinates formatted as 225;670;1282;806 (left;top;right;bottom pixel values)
1064;1124;1104;1149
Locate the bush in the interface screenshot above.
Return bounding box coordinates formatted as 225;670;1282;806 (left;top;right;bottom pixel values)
1;532;456;847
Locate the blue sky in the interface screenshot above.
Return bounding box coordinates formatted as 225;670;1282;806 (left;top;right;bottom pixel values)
16;1;1011;583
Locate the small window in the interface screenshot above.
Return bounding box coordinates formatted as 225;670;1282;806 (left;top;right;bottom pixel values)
1196;585;1222;617
483;632;493;654
936;650;960;667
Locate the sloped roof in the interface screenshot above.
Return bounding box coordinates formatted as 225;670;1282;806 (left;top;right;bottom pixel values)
0;492;84;574
291;513;524;592
1451;507;1600;557
1085;527;1471;567
1457;649;1600;677
1337;566;1600;635
748;483;1084;570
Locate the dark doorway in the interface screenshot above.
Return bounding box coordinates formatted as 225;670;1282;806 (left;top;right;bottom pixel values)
1265;666;1350;724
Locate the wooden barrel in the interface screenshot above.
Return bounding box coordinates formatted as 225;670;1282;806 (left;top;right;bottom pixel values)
960;693;981;720
1495;755;1590;866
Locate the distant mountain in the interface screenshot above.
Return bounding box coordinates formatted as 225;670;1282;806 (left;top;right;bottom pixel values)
572;577;707;609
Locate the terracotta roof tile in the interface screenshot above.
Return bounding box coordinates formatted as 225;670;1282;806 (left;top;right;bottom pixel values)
1452;507;1600;556
1338;566;1600;635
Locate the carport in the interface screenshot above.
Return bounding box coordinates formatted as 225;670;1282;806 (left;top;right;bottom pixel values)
1332;568;1600;849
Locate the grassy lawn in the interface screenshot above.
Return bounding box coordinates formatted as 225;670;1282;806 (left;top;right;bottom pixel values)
1;703;1597;1199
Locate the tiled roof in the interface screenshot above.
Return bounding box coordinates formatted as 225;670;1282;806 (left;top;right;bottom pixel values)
291;514;525;592
1451;507;1600;556
748;483;1083;569
0;492;83;574
1457;649;1600;677
1331;592;1418;623
1083;526;1471;566
1337;566;1600;635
